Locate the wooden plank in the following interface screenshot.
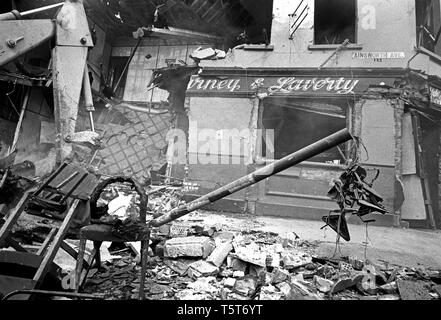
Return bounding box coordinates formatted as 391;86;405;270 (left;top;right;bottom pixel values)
37;228;57;256
46;164;99;200
33;199;80;287
411;112;436;228
0;194;29;247
5;237;27;252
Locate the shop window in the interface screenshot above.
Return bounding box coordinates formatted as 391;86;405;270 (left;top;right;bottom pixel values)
260;98;350;164
416;0;441;55
314;0;356;45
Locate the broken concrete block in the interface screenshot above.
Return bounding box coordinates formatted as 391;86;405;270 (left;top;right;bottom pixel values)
233;270;245;278
397;280;432;300
259;285;284;300
233;245;266;267
305;263;316;271
233;276;258;296
228;257;248;272
164;259;191;276
287;281;320;300
291;273;305;283
186;276;218;294
192;224;217;237
314;276;334;294
213;231;235;243
364;264;387;285
276;281;292;296
169;224;191;238
249;265;265;277
190;47;217;60
224;277;236;289
339;261;354;272
272;268;290;285
219;268;233;278
263;272;273;285
158;224;171;236
188;260;219;278
227;292;252;300
164;236;215;258
149;283;170;295
207;242;233;267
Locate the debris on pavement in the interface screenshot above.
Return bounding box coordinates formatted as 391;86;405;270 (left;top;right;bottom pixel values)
5;183;440;301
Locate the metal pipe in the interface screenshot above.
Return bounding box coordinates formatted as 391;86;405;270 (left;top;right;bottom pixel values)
83;65;95;132
21;3;64;17
9;87;30;155
0;2;64;21
318;39;350;70
2;289;104;300
150;128;353;227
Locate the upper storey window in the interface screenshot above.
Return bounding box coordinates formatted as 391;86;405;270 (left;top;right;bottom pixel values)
416;0;441;55
314;0;357;45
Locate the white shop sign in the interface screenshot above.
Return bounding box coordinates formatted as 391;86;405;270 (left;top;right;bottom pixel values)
352;52;405;59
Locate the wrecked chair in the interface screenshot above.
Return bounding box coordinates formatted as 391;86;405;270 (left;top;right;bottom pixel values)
74;176;149;300
0;163;149;300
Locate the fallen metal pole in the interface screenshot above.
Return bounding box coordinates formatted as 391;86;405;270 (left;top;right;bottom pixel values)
2;289;104;300
150;128;353;227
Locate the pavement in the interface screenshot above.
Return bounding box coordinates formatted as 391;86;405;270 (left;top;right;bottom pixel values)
184;211;441;270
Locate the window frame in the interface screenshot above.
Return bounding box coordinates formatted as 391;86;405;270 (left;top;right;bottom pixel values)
256;96;353;167
312;0;359;46
416;0;441;55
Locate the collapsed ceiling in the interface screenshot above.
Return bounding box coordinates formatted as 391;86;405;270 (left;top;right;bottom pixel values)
11;0;274;47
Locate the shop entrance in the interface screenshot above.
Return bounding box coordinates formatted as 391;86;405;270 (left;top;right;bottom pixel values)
255;97;353;219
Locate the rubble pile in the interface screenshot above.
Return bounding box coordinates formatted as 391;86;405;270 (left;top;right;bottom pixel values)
80;207;441;300
3;185;441;301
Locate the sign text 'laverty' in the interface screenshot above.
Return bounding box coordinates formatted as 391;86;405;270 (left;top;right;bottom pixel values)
187;76;360;95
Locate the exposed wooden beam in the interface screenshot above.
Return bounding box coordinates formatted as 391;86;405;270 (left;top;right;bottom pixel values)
147;26;223;41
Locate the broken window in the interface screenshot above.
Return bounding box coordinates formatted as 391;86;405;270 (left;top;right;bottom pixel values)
260;98;350;164
314;0;356;45
416;0;441;55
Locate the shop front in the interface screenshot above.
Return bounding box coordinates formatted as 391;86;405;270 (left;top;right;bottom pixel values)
182;68;406;227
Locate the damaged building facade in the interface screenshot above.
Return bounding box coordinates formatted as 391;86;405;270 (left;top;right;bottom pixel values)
165;0;441;230
1;0;441;230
